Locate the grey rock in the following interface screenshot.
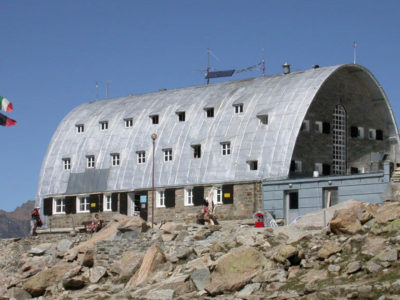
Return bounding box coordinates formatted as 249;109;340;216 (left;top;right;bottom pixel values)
375;248;398;262
56;239;73;252
236;283;260;298
89;266;107;283
346;261;361;274
145;289;174;300
62;277;85;290
364;260;382;273
328;264;341;273
7;287;32;300
190;268;210;291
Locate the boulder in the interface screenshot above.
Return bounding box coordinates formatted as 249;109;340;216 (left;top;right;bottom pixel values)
346;261;361;274
145;289;174;300
236;283;261;298
62;277;85;290
56;239;73;253
126;244;166;288
89;266;107;283
300;269;328;283
375;248;398;262
28;243;53;256
7;287;32;300
22;262;76;297
204;246;272;295
111;250;143;282
361;236;386;258
273;244;298;264
317;241;342;259
118;216;150;233
374;203;400;224
190;268;210;291
330;208;364;234
80;249;95;267
161;222;184;234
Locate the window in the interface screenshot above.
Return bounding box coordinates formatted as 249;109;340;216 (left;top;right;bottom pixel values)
124;118;133;128
314;163;323;175
315;121;323;133
290;160;302;173
184;188;194;206
369;129;376;140
332;105;347;175
301;120;310;132
163;149;172;162
192;145;201;158
234;104;243;114
357;127;364;139
63;158;71;170
213;186;222;204
86;155;95;168
248;160;258;170
99;121;108;131
151;115;159;124
103;195;112;211
177;111;185;122
137;151;146;164
76;124;84;133
111;153;120;166
205;107;214;118
53;198;65;214
77;197;90;213
288;192;299;209
221;142;231;156
258;115;268;125
157;190;165;207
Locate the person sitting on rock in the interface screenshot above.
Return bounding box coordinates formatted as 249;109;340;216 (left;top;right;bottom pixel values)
87;213;101;233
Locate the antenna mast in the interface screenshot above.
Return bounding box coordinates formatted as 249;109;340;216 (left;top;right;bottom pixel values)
206;48;210;85
95;81;99;99
353;41;357;64
262;47;266;76
105;81;110;98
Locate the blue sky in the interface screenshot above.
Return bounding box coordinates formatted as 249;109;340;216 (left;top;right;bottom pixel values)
0;1;399;211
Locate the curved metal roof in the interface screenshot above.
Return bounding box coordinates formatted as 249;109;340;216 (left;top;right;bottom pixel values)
36;64;398;200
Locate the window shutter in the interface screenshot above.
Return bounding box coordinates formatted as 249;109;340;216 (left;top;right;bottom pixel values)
193;186;204;206
350;126;358;138
222;184;234;204
322;122;330;134
322;164;331;176
111;193;118;212
120;192;128;215
89;194;99;213
165;189;176;208
43;197;53;216
65;196;76;214
290;160;295;172
97;194;104;212
376;129;383;140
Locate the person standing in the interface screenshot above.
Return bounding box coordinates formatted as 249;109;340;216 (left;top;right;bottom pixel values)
30;207;41;236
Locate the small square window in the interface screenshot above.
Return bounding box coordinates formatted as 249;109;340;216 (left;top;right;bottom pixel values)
315;121;323;133
177;111;185;122
258;114;268;125
290;160;302;173
192;145;201;158
124;118;133;128
99;121;108;131
205;107;214;118
151;115;159;124
221;142;231;156
86;155;95;168
77;197;90;213
53;198;66;214
62;158;71;170
184;188;193;206
76;124;84;133
157;190;165;207
103;195;112;211
111;153;120;166
137;151;146;164
163;149;173;161
248;160;258;170
369;129;376;140
234;104;243;114
301;120;310;132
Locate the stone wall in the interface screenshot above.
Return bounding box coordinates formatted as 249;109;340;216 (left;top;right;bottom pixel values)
47;212;120;230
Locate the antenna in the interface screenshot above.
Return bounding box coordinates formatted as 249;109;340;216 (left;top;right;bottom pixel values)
95;81;99;99
262;47;266;76
206;48;210;85
353;41;357;64
105;81;110;98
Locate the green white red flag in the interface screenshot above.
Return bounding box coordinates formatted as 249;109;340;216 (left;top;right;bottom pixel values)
0;96;13;113
0;112;17;126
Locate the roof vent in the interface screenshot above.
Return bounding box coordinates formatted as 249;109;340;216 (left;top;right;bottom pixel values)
283;62;290;74
312;65;320;69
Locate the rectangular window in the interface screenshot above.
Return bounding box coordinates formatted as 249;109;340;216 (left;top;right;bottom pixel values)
314;163;323;175
184;188;193;206
369;128;377;140
163;149;172;162
99;121;108;131
77;197;90;213
289;192;299;209
103;195;112;211
301;120;310;132
205;107;214;118
214;186;222;204
111;153;120;166
157;190;165;207
124;118;133;128
151;115;159;124
221;142;231;156
53;198;65;214
258;115;268;125
63;158;71;170
86;155;95;168
357;127;364;139
177;111;185;122
192;145;201;158
315;121;323;133
137;151;146;164
248;160;258;170
76;124;84;133
290;160;302;173
234;104;243;114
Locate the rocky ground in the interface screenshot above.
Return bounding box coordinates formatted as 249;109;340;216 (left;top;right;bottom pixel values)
2;201;400;299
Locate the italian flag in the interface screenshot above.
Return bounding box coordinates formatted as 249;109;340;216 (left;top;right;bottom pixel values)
0;112;17;126
0;96;13;113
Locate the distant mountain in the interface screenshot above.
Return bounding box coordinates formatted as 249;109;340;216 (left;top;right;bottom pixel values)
0;200;35;238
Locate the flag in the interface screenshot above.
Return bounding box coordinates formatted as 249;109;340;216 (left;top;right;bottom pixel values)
0;96;13;113
0;112;17;126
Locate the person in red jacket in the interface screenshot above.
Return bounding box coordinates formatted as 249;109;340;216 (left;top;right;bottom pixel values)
30;208;42;236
